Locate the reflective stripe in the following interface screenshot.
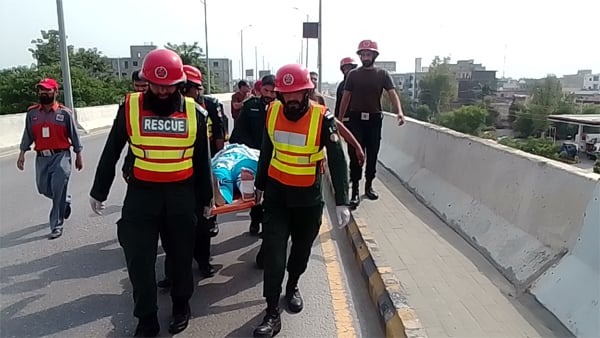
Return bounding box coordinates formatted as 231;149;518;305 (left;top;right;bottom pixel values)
134;158;193;172
267;101;321;154
128;93;197;147
274;150;324;164
271;158;316;175
273;130;306;146
130;145;194;159
207;117;212;137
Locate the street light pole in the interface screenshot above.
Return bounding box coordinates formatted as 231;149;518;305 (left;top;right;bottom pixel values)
239;25;252;80
304;13;309;69
317;0;322;92
55;0;74;111
202;0;210;93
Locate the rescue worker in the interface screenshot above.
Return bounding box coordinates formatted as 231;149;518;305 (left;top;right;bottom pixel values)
337;40;405;209
229;74;277;236
132;70;148;93
309;71;326;105
89;49;213;336
252;64;351;337
334;57;358;120
252;79;262;96
17;78;83;239
157;65;218;290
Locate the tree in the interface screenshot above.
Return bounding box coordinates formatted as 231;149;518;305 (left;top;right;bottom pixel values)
165;42;220;92
529;75;563;109
433;105;487;136
419;56;456;115
513;104;551;138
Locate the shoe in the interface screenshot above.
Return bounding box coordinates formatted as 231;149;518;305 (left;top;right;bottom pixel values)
199;263;216;278
64;202;72;219
349;184;360;210
157;278;171;289
284;287;303;313
249;221;260;236
168;302;191;334
49;228;62;240
253;309;281;337
365;181;379;200
134;314;160;337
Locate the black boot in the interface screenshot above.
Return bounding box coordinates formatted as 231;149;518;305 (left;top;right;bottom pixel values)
199;263;216;278
253;303;281;337
168;302;191;334
349;184;360;210
249;221;260;236
134;313;160;337
285;286;303;313
365;180;379;200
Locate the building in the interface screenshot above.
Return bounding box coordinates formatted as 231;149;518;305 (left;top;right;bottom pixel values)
391;72;427;99
446;60;497;104
374;61;397;73
583;73;600;90
560;70;592;92
107;45;157;80
208;58;233;93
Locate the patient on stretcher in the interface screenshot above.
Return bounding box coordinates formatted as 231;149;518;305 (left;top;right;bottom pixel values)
211;144;259;206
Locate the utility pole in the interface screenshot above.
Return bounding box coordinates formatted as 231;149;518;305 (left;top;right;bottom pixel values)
239;25;252;81
202;0;210;93
56;0;74;111
317;0;322;92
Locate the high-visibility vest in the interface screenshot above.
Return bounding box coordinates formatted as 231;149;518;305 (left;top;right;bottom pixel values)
266;101;325;187
125;92;197;183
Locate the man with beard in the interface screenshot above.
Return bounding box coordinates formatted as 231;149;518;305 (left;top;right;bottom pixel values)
252;64;351;337
337;39;405;209
89;49;213;337
156;65;219;291
229;74;277;237
132;70;149;93
17;78;84;239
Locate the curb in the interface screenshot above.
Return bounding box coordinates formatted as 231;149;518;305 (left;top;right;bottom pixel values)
324;169;426;338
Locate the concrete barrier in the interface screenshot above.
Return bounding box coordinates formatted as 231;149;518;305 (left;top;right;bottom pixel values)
0;93;234;152
376;113;599;337
323;95;599;336
0;113;26;151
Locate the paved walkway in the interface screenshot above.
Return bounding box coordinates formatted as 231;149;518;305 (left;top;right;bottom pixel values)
351;165;573;338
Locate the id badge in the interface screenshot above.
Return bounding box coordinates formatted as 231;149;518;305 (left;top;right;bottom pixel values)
361;112;370;121
41;150;52;156
42;126;50;138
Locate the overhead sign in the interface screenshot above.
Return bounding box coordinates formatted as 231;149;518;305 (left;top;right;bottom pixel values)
303;22;319;39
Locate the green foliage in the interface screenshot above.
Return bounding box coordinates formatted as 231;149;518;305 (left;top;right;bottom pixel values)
413;104;432;122
433;105;487;135
164;42;220;93
594;159;600;174
0;30;129;114
418;56;457;115
498;137;561;160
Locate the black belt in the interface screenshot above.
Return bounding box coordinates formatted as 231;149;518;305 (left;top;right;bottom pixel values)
37;149;69;157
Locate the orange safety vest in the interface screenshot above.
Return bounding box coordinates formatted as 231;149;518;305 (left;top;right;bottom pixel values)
125;92;198;183
266;101;325;187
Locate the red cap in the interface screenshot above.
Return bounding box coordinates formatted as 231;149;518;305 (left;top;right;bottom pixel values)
37;78;59;90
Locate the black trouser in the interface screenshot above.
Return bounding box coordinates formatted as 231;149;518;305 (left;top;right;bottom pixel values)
117;183;197;319
164;213;212;278
262;203;323;298
250;204;264;224
347;111;383;185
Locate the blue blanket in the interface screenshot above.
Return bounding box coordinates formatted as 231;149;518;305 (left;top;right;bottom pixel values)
211;144;259;204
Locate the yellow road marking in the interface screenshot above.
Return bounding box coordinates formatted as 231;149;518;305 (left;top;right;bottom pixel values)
319;214;358;338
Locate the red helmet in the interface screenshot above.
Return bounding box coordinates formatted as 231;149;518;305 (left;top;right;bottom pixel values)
254;80;262;92
340;57;357;68
275;64;314;93
357;40;379;54
140;49;186;86
183;65;203;86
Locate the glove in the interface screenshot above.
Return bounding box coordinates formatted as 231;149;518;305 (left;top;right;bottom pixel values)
255;189;264;205
203;206;214;219
89;197;105;215
336;206;351;229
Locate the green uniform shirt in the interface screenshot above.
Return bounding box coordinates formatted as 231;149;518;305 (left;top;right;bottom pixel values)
229;97;267;150
255;109;349;207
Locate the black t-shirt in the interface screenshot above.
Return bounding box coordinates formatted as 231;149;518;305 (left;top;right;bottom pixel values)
344;67;394;113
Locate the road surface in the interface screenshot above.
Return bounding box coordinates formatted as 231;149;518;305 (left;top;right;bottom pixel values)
0;123;383;337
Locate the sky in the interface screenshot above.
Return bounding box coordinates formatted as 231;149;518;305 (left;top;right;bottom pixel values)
1;0;599;83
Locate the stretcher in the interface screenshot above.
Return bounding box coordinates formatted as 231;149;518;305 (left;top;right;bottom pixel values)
210;196;256;215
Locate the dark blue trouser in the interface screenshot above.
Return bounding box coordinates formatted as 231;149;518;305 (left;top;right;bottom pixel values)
35;151;71;231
